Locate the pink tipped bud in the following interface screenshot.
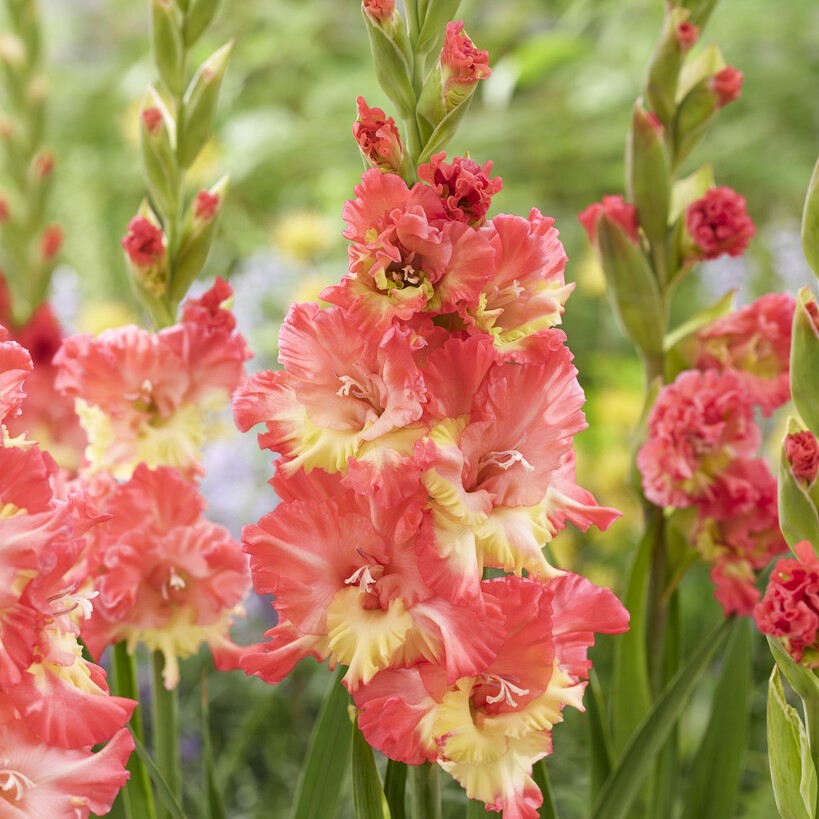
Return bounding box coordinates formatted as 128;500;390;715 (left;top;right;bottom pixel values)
121;216;166;268
352;96;404;173
362;0;395;22
441;21;491;89
785;431;819;485
685;186;755;261
676;22;699;53
194;189;221;222
35;152;54;179
40;224;63;260
418;152;502;227
578;195;639;244
142;106;164;135
0;197;8;223
709;66;743;108
805;299;819;334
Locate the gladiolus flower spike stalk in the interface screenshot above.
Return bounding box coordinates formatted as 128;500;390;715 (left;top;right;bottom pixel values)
235;7;628;818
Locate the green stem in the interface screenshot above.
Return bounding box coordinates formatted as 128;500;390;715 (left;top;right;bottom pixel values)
151;651;181;818
111;643;157;819
409;763;441;819
384;760;408;819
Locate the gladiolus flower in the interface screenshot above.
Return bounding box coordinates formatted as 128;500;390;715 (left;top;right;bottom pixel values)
755;541;819;667
353;97;405;174
685;186;755;261
709;66;743;107
676;22;699;52
578;195;639;244
693;292;794;416
441;21;491;94
121;216;166;268
418;152;502;227
785;431;819;484
362;0;394;23
637;369;760;509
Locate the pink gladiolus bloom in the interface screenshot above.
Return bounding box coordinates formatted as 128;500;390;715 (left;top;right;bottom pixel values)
234;301;428;477
786;431;819;484
578;195;639;244
695;459;787;616
693;292;795;416
354;575;628;819
321;168;495;329
637;369;760;509
0;719;133;818
418;152;502;227
241;488;505;690
686;186;755;261
121;216;166;267
709;65;743;107
54;279;250;478
467;210;573;357
79;464;250;689
0;329;32;438
755;541;819;666
353;97;405;174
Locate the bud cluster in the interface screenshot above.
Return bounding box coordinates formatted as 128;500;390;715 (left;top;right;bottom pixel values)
121;0;232;327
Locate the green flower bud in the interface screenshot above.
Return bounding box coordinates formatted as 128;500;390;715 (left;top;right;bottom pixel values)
361;3;415;121
627;102;671;251
791;287;819;433
139;88;179;219
415;0;462;55
151;0;185;97
801;156;819;279
177;41;232;169
184;0;222;48
646;6;693;124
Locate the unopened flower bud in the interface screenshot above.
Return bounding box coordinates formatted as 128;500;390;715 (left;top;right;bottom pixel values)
685;187;754;261
184;0;222;47
40;224;63;260
646;6;693;123
352;96;405;175
0;197;8;223
676;22;700;53
440;21;491;107
194;189;220;222
122;216;168;298
578;195;639;245
34;151;54;179
362;0;395;23
709;66;743;108
142;106;164;135
786;431;819;485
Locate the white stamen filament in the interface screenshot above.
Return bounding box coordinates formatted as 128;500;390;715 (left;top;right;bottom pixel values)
480;449;535;472
482;673;530;707
0;767;35;801
47;584;99;620
344;564;378;594
401;264;420;285
336;375;369;400
161;568;186;600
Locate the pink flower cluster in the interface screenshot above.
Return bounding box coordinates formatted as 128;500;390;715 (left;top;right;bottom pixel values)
47;279;253;687
0;328;134;817
236;156;629;817
685;186;755;261
638;294;794;615
755;542;819;667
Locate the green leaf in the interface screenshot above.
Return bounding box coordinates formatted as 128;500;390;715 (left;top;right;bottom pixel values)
415;0;461;55
768;667;817;819
289;667;352;819
680;618;752;819
768;637;819;703
586;670;613;804
612;523;654;752
384;760;407;819
591;618;731;819
352;719;391;819
532;760;559;819
150;0;185;97
200;675;226;819
802;156;819;280
184;0;222;47
131;732;188;819
668;164;715;225
791;288;819;434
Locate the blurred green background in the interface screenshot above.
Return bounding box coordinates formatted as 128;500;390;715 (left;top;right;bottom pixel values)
12;0;819;815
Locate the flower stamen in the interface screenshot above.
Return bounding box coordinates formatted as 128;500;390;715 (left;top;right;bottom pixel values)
0;766;35;801
481;673;530;707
